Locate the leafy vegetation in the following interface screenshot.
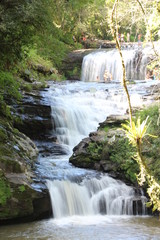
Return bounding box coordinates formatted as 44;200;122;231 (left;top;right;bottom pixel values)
0;171;12;206
109;138;138;183
122;110;160;212
87;142;103;160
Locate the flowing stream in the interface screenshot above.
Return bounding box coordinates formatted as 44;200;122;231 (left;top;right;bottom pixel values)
1;48;160;239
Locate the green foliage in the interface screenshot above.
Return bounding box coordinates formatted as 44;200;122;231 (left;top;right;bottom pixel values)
109;139;138;183
0;0;55;68
18;185;25;192
0;71;21;101
24;48;53;70
87;142;103;160
37;35;69;68
121;104;160;212
135;105;160;180
103;126;110;133
135;105;159;133
122;117;156;147
0;126;7;142
22;84;33;93
0;0;159;75
0;171;12;206
0;71;21;117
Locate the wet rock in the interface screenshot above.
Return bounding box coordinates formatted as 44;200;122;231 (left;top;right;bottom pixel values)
37;141;69;157
13;91;53;140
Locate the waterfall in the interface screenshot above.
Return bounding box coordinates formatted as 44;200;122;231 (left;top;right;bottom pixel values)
44;49;156;220
48;83;127;153
81;48;150;82
47;175;147;218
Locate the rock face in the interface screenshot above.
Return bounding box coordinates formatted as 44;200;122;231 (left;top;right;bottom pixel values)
0;121;52;224
13;90;53;140
62;49;94;80
0;87;56;224
69;114;139;185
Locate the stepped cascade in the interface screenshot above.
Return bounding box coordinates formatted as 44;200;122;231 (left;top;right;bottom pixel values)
44;79;156;219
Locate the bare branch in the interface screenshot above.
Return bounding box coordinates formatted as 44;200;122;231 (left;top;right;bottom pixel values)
111;0;133;128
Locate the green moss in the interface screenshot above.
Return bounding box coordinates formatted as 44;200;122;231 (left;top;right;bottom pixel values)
0;144;13;157
0;126;7;142
102;126;110;133
0;183;35;219
0;157;22;173
22;83;33;92
87;142;103;160
12;185;34;216
19;185;25;192
0;172;12;206
109;138;138;183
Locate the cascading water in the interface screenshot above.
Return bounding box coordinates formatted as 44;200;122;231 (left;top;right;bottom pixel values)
47;175;147;218
48;83;127;153
44;79;157;219
81;47;151;82
1;49;160;240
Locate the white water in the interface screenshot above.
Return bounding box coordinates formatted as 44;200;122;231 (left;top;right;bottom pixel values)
48;82;127;152
81;48;151;82
47;175;147;218
44;79;158;219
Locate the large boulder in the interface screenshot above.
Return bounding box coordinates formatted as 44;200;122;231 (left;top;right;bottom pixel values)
0;120;52;224
69;114;139;185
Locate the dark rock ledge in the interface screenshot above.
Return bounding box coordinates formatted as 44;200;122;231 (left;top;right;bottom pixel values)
0;89;54;224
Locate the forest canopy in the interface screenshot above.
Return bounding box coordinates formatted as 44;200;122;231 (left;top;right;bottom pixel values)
0;0;160;69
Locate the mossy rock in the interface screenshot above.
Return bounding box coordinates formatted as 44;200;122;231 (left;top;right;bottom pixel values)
0;182;37;219
0;170;12;207
70;121;139;184
0;126;8;142
0;118;51;223
70;154;95;169
0;157;22;173
107;138;139;183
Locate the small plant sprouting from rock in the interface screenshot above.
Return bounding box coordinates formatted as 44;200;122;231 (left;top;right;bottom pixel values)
18;185;26;192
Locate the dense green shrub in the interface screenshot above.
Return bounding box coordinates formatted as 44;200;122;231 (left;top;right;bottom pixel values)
0;71;21;101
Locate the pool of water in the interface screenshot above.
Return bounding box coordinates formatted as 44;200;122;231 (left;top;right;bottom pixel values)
1;216;160;240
